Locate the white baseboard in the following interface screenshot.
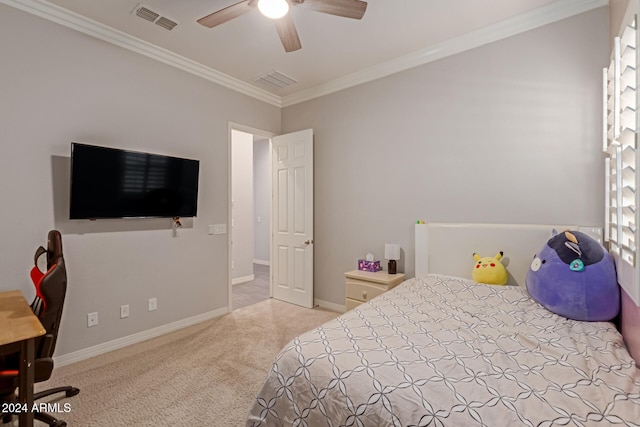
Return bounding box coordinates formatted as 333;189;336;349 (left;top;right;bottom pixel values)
253;259;271;266
54;307;228;367
232;274;255;285
314;298;346;313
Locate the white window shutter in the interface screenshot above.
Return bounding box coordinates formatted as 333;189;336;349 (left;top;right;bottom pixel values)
605;18;640;305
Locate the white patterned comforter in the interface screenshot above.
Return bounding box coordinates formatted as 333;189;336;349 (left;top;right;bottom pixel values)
247;275;640;426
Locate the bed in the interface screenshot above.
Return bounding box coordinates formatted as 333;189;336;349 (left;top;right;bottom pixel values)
246;223;640;426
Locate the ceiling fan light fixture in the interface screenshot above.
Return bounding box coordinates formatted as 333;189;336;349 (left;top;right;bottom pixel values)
258;0;289;19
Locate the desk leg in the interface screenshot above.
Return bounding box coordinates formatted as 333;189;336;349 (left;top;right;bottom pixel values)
18;338;35;427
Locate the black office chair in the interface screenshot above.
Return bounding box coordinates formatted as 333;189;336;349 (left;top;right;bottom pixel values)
0;230;79;427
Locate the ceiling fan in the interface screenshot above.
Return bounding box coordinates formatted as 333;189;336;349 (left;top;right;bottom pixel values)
197;0;368;53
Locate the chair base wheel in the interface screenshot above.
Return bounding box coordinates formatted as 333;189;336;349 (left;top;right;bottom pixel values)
65;387;80;397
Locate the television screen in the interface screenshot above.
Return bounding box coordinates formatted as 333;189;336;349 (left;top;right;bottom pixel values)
70;143;199;219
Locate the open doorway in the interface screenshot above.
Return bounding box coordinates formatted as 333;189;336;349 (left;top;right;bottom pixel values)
228;125;315;311
230;126;273;311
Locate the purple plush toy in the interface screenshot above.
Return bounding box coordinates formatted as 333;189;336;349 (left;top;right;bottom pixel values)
526;230;619;321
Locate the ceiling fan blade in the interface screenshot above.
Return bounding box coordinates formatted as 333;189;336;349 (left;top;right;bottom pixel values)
197;0;255;28
275;14;302;52
294;0;367;20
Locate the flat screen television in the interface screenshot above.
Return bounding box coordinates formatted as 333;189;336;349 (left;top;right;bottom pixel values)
70;143;200;219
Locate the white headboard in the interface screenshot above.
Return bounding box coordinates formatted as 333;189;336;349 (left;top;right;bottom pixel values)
414;223;603;286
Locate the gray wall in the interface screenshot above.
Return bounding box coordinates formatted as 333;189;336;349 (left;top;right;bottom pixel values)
610;0;631;40
231;130;255;281
0;4;280;355
282;8;609;306
0;3;611;356
254;138;271;264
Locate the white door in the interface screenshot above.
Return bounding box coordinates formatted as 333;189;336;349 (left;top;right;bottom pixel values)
271;129;314;308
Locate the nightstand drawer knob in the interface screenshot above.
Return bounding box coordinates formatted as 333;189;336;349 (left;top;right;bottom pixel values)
362;291;367;300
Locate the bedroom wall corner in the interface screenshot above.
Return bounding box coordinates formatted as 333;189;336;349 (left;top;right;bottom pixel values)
610;0;633;42
0;4;281;358
281;7;609;307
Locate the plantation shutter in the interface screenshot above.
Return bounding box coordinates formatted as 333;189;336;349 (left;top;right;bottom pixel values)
604;18;640;304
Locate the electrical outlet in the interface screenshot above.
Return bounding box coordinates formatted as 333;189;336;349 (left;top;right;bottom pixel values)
87;312;98;327
120;304;129;319
148;297;157;311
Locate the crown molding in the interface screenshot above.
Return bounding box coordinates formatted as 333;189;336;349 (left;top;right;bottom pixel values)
0;0;282;107
280;0;609;107
2;0;608;109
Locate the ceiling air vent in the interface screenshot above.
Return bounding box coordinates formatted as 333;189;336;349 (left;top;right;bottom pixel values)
132;4;178;31
134;6;158;23
155;16;178;31
256;70;298;89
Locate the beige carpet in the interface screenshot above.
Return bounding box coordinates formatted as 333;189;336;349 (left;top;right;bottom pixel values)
31;299;339;426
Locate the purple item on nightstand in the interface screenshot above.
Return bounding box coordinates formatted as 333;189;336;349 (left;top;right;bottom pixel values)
358;259;381;272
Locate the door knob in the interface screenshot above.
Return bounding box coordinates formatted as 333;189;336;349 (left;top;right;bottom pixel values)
303;239;314;246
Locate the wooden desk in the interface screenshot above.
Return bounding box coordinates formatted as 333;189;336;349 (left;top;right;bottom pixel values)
0;290;46;427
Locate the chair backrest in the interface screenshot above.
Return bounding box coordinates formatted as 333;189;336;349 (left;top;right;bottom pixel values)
31;230;67;358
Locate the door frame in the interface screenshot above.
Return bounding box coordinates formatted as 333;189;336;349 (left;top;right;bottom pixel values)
228;122;276;312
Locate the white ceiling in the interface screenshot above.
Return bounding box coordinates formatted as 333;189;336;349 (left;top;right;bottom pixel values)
27;0;606;105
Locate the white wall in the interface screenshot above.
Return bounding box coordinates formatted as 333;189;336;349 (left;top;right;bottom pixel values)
0;4;280;356
610;0;632;40
282;8;609;307
254;138;271;264
0;2;610;354
231;130;255;281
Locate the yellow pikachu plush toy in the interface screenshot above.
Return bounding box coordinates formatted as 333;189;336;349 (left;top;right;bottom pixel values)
472;252;508;285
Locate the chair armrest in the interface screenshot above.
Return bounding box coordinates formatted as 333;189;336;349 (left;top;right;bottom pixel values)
34;357;54;380
40;333;54;356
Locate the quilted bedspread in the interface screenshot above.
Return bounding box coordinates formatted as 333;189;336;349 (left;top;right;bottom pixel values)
247;275;640;426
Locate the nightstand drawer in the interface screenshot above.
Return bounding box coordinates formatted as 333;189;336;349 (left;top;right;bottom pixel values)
346;280;387;302
346;298;363;311
344;270;406;312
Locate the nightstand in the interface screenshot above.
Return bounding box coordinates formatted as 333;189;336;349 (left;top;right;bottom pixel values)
345;270;406;310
